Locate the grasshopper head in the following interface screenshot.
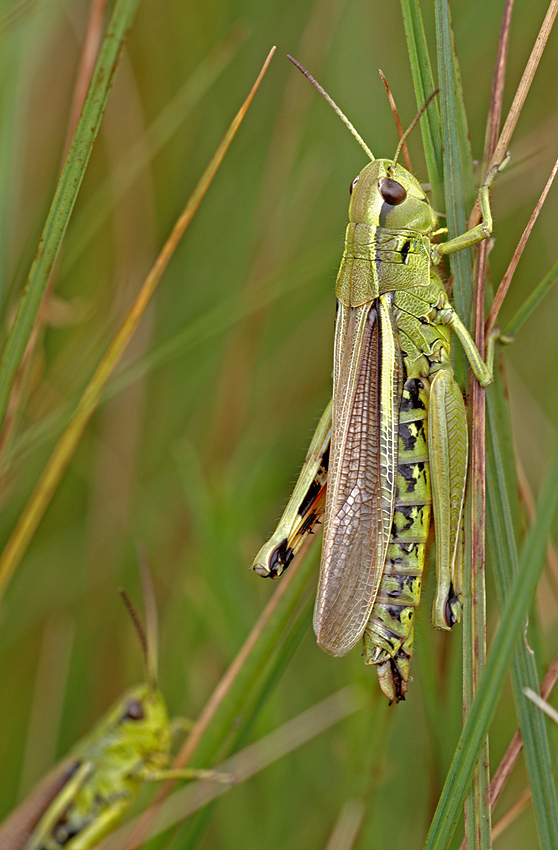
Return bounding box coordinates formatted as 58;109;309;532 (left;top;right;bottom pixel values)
348;159;437;235
109;551;171;760
99;683;172;759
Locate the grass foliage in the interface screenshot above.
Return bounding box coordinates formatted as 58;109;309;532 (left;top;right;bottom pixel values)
0;1;558;848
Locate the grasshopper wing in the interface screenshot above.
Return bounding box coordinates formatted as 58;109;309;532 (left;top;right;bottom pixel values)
314;295;403;655
0;757;81;850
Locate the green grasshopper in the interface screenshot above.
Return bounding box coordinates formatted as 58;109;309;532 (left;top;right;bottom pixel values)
0;554;227;850
253;57;503;702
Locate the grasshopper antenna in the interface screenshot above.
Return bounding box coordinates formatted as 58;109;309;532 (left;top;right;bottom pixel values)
136;544;159;691
119;588;152;685
378;70;412;173
287;55;375;161
118;546;159;690
392;88;440;167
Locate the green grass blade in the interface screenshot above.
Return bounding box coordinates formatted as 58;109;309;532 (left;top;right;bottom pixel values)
434;5;490;846
0;0;141;430
486;378;558;850
423;435;558;850
400;0;443;210
434;0;476;323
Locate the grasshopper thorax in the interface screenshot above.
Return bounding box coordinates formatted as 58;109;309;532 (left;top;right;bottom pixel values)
349;159;437;235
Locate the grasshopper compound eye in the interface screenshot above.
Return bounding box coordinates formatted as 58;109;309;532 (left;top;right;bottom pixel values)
123;700;145;721
378;177;407;205
349;175;360;194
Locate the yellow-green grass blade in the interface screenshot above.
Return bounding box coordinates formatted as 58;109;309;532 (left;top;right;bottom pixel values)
0;0;141;429
423;433;558;850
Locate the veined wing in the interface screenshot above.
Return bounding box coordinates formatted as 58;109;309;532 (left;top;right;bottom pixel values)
314;294;403;655
0;757;80;850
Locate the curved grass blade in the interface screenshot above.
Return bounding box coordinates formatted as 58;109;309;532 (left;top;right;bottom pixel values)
0;0;141;430
0;47;276;607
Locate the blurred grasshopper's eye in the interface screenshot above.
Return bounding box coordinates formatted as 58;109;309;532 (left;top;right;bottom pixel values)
123;700;144;721
379;177;407;205
349;175;360;194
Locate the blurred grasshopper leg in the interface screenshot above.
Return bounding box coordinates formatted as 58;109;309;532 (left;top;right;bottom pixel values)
428;366;468;630
252;400;331;578
54;795;131;850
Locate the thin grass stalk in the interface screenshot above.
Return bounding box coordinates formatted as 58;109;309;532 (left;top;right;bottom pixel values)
469;0;558;230
0;0;141;429
458;652;558;850
479;66;558;843
463;3;513;843
423;437;558;850
64;0;109;152
486;157;558;338
0;48;275;606
167;596;318;850
0;0;112;464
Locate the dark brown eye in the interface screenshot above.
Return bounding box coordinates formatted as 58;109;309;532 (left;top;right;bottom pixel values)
379;177;407;205
124;700;144;721
349;175;359;194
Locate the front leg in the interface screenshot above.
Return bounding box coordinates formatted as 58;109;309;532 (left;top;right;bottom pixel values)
432;155;509;260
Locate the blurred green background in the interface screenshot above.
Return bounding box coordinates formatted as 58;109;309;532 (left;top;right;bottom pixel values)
0;0;557;847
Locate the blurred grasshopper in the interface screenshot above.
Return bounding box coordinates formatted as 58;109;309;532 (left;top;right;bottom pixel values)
0;554;227;849
253;58;504;702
